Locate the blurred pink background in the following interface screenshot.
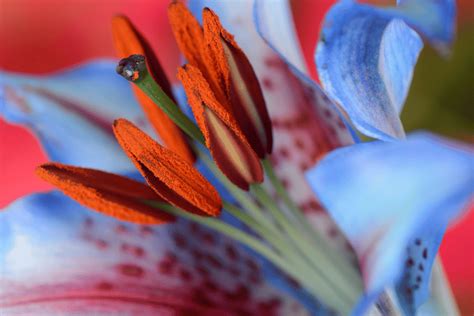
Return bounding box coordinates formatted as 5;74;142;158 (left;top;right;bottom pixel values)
1;0;472;313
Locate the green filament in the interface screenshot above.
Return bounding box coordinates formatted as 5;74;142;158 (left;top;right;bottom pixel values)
146;200;352;315
133;66;205;144
262;158;364;294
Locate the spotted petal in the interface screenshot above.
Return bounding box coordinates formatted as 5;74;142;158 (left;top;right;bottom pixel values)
253;0;358;141
0;191;309;315
0;60;154;173
316;0;456;141
306;132;473;314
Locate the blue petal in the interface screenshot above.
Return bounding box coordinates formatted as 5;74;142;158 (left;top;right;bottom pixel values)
305;132;473;314
316;0;455;141
0;59;154;173
316;3;420;140
1;192;308;314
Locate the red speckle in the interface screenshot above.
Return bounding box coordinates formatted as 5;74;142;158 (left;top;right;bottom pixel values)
189;222;200;234
323;108;333;118
96;239;108;249
173;233;187;249
202;232;215;245
205;254;223;269
295;138;305;150
117;263;145;278
248;273;262;285
195;265;210;277
191;249;204;261
264;57;282;68
134;246;146;258
301;202;311;212
115;224;128;234
121;243;130;253
225;244;239;261
278;147;289;159
140;225;154;236
406;258;414;267
299;161;310;171
308;200;320;210
179;268;193;282
96;281;114;291
158;260;174;275
245;259;259;273
328;226;339;238
262;77;274;90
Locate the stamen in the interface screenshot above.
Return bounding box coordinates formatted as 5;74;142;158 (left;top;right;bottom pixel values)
178;64;263;190
203;8;273;157
167;2;225;104
112;16;195;164
36;163;173;224
113;118;221;216
167;2;206;72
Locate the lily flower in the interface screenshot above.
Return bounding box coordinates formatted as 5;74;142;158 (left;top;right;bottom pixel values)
1;2;348;314
1;0;466;315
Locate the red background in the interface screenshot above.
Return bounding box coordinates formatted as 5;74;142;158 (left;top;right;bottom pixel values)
1;0;472;313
